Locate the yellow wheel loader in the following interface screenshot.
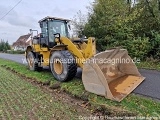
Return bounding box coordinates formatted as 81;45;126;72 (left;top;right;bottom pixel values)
25;16;145;102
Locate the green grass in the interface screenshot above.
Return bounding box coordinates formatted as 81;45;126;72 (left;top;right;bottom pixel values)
136;60;160;71
0;58;160;117
0;66;91;120
6;50;25;54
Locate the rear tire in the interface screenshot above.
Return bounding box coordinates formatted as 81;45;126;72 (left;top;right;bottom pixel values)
50;50;77;82
26;51;42;71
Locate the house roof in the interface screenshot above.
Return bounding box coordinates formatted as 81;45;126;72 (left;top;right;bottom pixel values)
12;34;31;47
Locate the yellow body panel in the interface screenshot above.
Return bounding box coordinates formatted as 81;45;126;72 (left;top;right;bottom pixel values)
39;51;50;66
83;37;96;58
58;37;96;68
27;37;96;68
33;45;48;52
28;44;50;66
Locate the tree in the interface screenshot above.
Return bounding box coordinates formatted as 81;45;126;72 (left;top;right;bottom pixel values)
72;10;87;37
84;0;130;37
72;0;160;59
129;0;160;36
81;0;158;59
5;41;10;50
0;40;11;52
83;0;133;50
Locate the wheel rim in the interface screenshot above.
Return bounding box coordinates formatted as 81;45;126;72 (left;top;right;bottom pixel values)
53;59;63;74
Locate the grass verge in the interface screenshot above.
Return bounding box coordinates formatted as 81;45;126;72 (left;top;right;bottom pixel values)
136;59;160;71
6;50;25;54
0;58;160;117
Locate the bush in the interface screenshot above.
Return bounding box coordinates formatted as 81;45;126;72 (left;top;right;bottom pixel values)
148;31;160;59
7;50;25;54
126;37;152;60
81;0;160;61
96;37;151;60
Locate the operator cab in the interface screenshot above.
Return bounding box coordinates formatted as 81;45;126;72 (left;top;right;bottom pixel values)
38;16;70;48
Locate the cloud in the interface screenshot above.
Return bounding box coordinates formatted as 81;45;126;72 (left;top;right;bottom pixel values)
7;15;37;28
0;5;39;44
0;21;30;43
50;7;76;19
0;0;93;44
0;5;37;28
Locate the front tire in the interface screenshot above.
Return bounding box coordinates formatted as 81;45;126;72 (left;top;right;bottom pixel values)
50;50;77;82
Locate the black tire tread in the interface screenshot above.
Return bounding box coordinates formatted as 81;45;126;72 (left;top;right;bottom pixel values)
61;50;77;81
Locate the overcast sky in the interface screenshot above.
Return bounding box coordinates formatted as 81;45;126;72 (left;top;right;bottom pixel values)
0;0;93;44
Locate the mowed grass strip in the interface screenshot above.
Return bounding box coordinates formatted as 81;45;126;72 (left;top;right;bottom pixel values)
136;60;160;71
0;66;91;120
0;58;160;116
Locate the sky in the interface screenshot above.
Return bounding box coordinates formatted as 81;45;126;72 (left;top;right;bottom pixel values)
0;0;94;44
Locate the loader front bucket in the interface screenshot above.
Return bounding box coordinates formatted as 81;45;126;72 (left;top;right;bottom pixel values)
82;48;145;102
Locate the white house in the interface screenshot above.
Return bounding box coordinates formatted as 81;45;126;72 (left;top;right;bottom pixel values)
12;34;31;51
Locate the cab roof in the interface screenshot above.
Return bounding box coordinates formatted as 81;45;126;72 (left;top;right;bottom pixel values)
38;16;71;23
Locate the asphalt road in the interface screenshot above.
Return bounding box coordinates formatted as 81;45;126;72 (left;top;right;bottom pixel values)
0;53;27;64
0;53;160;100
